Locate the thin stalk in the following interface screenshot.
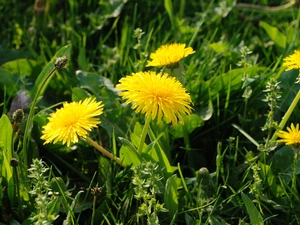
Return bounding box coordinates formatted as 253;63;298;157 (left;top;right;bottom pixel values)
86;137;125;167
271;90;300;141
183;118;191;150
13;164;23;219
23;56;68;167
235;0;296;11
91;195;97;225
137;116;152;154
243;98;248;119
23;66;56;167
292;150;298;195
177;163;193;204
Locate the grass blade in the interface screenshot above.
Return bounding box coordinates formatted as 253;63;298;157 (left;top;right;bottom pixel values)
241;192;264;225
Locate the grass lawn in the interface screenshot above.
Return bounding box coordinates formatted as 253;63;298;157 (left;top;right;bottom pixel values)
0;0;300;224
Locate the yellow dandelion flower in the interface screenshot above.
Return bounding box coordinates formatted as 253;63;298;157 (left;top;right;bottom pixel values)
277;123;300;146
282;50;300;71
41;97;104;147
116;71;193;125
146;43;195;67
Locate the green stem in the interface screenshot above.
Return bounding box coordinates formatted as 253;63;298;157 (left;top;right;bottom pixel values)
235;0;296;11
23;66;56;167
243;98;248;119
177;163;193;204
183;118;190;149
138;116;152;154
271;90;300;142
91;195;97;225
86;137;125;167
13;165;23;219
292;150;298;195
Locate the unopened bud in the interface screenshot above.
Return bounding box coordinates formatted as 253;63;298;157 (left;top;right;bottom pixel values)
196;167;210;185
10;158;19;167
54;56;68;70
12;109;24;123
91;186;102;197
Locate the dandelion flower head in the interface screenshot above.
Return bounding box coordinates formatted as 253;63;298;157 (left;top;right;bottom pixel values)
146;43;195;67
41;97;104;147
282;50;300;71
116;71;193;125
277;123;300;146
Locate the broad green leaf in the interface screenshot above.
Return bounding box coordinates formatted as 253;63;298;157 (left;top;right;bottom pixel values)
131;122;144;149
150;122;171;160
0;68;18;95
0;49;31;65
100;116;127;140
18;181;29;202
0;115;14;201
78;47;89;70
98;155;111;185
278;70;300;111
71;87;90;101
241;192;264;225
270;146;300;178
75;70;119;106
206;66;266;100
74;71;129;138
148;128;177;175
119;138;142;166
164;175;178;217
1;58;39;77
209;42;228;53
259;21;286;48
0;114;13;163
31;44;71;99
208;215;230;225
185;212;197;225
147;143;176;175
259;162;284;198
171;114;204;139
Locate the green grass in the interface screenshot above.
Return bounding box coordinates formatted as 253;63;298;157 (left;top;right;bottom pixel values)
0;0;300;224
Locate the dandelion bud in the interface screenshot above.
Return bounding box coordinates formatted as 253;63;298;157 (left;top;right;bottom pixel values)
91;186;102;197
10;158;19;167
12;109;24;124
54;56;68;70
196;167;210;185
